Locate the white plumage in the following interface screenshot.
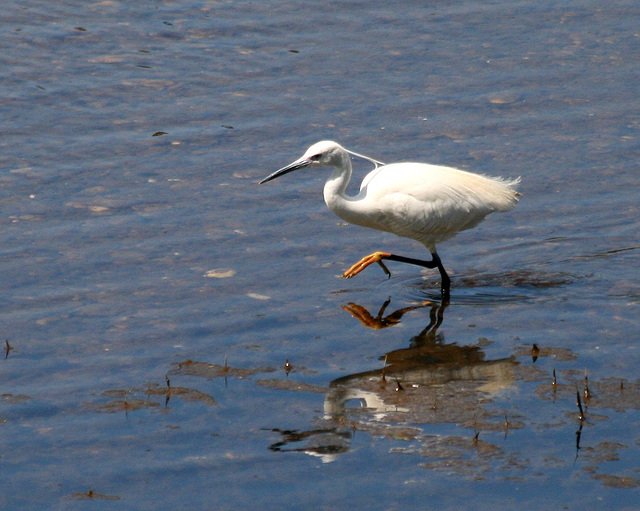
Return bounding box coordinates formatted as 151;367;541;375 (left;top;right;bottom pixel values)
260;140;520;301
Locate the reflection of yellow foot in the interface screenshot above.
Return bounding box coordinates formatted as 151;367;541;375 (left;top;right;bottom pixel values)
342;251;392;279
341;303;380;328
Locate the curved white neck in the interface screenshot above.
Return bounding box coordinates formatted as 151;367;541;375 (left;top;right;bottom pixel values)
322;153;367;226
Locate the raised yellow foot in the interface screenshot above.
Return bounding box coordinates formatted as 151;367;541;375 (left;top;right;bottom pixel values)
342;251;392;279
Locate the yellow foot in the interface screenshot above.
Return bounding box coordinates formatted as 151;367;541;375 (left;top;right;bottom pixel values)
342;251;392;279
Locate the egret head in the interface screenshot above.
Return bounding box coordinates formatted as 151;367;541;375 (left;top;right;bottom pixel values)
302;140;347;166
260;141;384;184
259;141;345;184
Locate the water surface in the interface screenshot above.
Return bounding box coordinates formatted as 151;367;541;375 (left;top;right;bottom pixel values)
1;0;639;509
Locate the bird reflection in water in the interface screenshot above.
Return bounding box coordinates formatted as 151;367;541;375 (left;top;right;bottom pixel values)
268;299;518;462
341;297;433;330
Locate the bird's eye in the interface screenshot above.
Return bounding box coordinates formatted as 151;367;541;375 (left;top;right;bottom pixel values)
310;154;321;161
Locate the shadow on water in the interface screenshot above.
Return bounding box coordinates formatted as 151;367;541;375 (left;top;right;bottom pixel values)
260;299;640;487
394;265;581;304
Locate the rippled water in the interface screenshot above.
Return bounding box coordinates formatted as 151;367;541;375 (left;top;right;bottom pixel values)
2;0;640;509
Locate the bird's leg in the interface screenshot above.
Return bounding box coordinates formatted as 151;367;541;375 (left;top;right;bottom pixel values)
342;251;451;302
431;253;451;303
343;251;440;278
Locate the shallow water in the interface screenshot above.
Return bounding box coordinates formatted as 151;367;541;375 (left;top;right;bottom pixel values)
2;0;640;509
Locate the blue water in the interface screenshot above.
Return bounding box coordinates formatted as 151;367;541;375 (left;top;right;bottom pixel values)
2;0;640;509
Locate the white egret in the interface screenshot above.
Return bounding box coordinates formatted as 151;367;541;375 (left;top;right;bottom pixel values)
260;140;520;301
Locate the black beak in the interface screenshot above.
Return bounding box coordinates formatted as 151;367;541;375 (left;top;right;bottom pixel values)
259;158;311;184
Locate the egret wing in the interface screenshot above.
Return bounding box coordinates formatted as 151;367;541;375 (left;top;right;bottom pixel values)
363;163;519;245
